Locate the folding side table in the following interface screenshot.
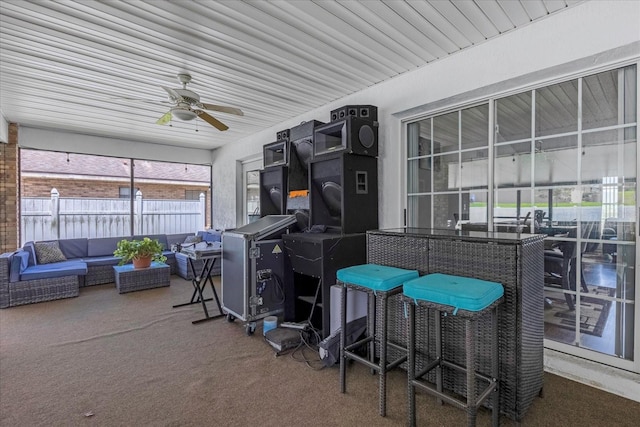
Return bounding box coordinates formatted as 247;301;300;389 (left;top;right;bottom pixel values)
173;242;224;324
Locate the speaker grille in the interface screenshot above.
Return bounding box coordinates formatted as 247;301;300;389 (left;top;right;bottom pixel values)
330;105;378;122
359;125;375;149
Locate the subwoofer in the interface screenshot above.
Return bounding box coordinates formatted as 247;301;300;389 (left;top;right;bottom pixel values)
289;120;324;176
313;116;378;158
259;166;288;216
330;105;378;122
289;120;325;171
309;153;378;233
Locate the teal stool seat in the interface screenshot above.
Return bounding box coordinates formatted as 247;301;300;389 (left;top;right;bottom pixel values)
337;264;420;292
403;273;504;427
403;273;504;314
338;263;419;417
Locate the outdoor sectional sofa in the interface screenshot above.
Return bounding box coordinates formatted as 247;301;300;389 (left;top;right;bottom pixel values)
0;231;222;308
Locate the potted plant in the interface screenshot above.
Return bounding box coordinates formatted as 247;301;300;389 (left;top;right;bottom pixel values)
113;237;167;268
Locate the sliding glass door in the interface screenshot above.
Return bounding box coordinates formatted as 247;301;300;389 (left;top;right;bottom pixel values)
406;64;638;370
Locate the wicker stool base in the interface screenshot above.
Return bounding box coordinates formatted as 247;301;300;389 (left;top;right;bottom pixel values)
404;295;503;427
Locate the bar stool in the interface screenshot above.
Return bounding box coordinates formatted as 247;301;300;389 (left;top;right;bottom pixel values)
337;263;419;417
402;273;504;427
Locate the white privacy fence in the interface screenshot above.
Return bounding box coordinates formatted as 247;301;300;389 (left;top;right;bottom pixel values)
21;189;206;243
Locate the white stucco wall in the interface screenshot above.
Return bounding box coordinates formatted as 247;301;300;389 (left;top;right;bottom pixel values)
210;0;640;230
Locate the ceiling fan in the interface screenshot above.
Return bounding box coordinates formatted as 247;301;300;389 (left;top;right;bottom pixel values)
155;73;243;131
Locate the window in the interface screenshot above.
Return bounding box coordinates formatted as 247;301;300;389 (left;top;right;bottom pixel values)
185;190;201;200
407;103;490;229
119;187;131;199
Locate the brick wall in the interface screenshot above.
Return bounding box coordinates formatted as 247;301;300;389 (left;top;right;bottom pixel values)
22;177;208;199
0;124;19;252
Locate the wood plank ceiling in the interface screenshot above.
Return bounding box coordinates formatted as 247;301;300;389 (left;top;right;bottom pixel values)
0;0;582;151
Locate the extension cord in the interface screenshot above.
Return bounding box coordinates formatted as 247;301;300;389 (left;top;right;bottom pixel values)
280;321;308;330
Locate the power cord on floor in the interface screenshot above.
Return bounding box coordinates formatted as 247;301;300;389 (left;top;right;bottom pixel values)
267;277;325;369
269;322;324;370
290;327;325;370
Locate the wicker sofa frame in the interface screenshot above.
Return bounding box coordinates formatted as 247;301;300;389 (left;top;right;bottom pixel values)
0;254;81;308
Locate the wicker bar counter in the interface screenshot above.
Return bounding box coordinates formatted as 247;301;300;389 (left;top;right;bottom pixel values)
367;228;545;421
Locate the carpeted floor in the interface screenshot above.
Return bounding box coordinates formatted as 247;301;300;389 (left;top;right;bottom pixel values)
1;276;639;426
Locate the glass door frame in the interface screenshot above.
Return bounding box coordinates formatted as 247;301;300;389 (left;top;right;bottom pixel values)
401;60;639;374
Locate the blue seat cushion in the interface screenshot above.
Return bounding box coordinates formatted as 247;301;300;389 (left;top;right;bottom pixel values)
19;261;88;281
113;261;169;273
337;264;419;292
133;234;169;250
197;230;222;243
88;237;124;257
83;256;122;267
58;238;89;259
9;250;30;282
22;241;38;266
403;273;504;313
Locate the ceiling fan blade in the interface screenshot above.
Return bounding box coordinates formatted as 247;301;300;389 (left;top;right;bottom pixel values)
156;111;172;125
161;86;183;102
197;102;244;116
197;111;228;131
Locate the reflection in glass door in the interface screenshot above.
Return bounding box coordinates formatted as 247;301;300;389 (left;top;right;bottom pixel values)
494;66;637;364
242;158;262;226
246;170;260;224
406;104;490;230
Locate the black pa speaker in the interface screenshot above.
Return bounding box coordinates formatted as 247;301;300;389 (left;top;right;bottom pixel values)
313;116;378;159
289;120;325;171
263;138;307;192
263;140;288;169
259;166;288;216
330;105;378;122
276;128;290;142
309;153;378;234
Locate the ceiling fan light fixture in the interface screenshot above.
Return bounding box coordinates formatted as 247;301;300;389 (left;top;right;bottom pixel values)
171;107;197;121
